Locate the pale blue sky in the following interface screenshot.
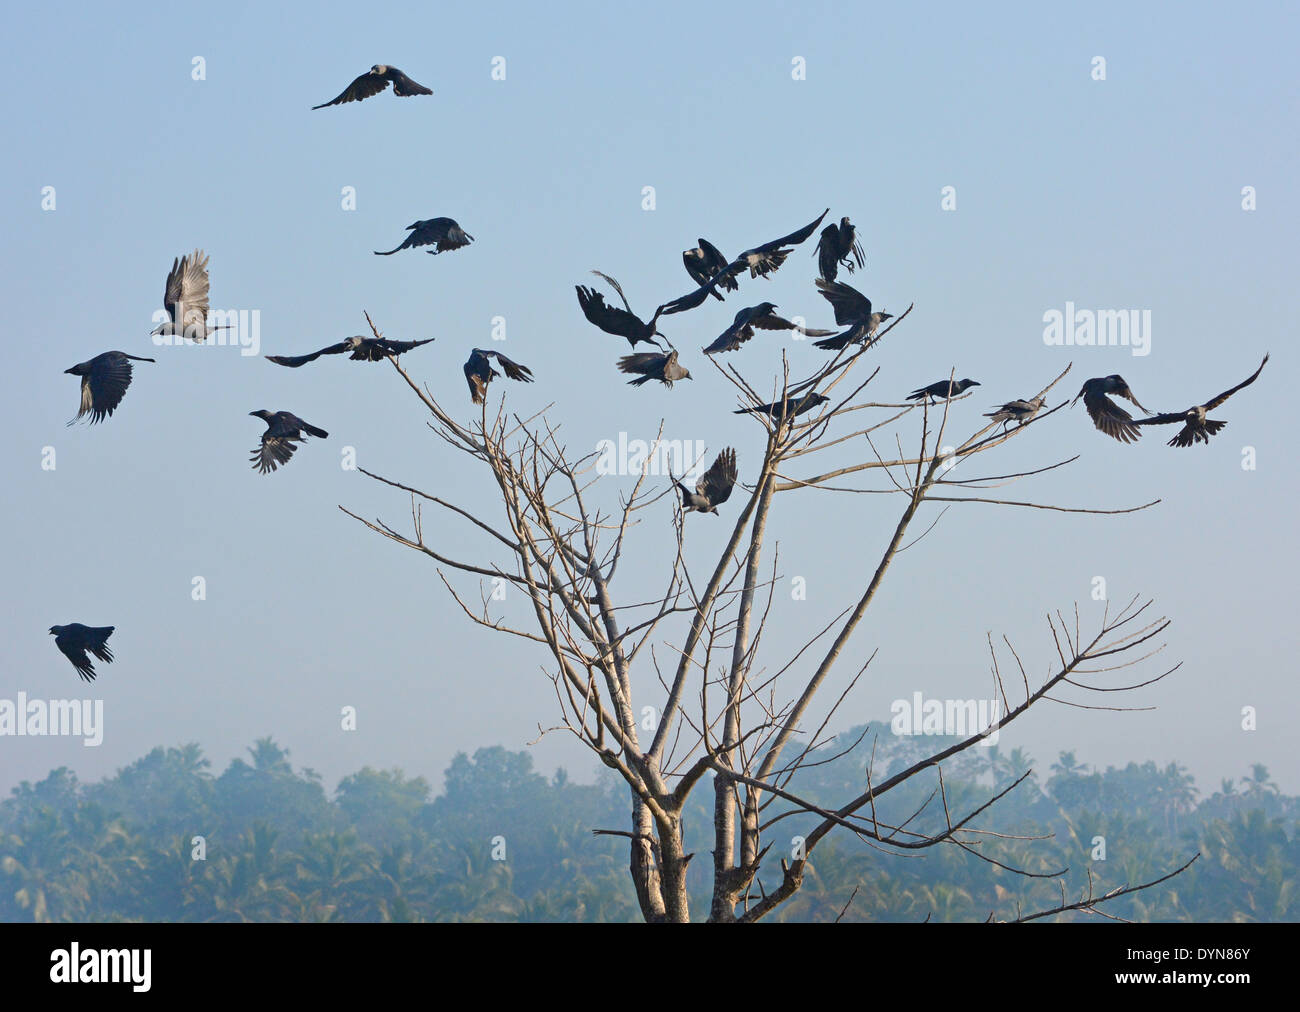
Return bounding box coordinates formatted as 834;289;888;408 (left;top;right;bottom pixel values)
1;1;1296;798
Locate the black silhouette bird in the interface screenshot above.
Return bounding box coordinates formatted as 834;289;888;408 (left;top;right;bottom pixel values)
267;335;433;367
811;278;893;351
814;217;865;282
735;392;830;421
618;349;691;388
908;379;981;403
313;65;433;109
374;218;474;256
677;448;738;515
64;351;154;426
703;303;834;354
682;239;739;301
577;271;667;349
984;396;1046;432
1134;354;1268;447
49;624;114;683
151;249;229;342
464;348;534;404
249;411;329;474
1072;375;1149;444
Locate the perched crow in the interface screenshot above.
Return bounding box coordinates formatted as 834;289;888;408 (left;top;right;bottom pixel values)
577;271;667;349
1073;375;1149;444
985;396;1046;432
814;217;865;282
735;392;830;421
618;349;691;388
703;302;834;354
313;65;432;109
908;379;981;403
249;410;329;474
1134;354;1268;447
267;335;434;367
374;218;474;256
64;351;154;426
678;448;738;515
151;250;228;342
811;278;893;351
682;239;738;301
49;624;114;683
464;348;534;404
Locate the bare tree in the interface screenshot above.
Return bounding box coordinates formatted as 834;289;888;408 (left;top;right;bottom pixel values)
342;309;1192;923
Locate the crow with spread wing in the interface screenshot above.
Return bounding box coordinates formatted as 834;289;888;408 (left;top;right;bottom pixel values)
810;278;893;351
618;349;692;388
703;302;833;354
267;335;433;367
813;217;865;282
313;65;433;109
374;218;474;256
464;348;534;404
249;411;329;474
1073;375;1149;444
64;351;154;425
49;624;115;682
1134;354;1268;447
677;448;738;515
577;271;668;350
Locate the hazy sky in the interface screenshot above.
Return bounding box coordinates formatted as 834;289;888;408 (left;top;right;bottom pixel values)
2;1;1295;801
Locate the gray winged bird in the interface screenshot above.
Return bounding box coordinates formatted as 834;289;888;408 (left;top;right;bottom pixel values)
703;303;834;354
375;218;474;256
1134;353;1268;447
313;65;432;109
985;396;1046;433
577;272;667;349
735;392;830;421
65;351;154;425
814;217;865;283
682;239;739;301
267;335;434;367
249;411;329;474
811;278;893;351
908;379;981;403
618;349;691;388
464;348;534;404
678;448;738;515
1072;375;1149;444
49;623;114;682
151;250;228;342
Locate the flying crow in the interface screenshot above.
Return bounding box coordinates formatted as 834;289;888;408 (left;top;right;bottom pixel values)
267;335;434;367
682;239;739;301
1134;354;1268;447
249;410;329;474
735;392;830;421
313;65;433;109
375;218;474;256
677;448;738;515
1073;375;1149;444
49;624;114;683
908;379;981;403
811;278;893;351
985;396;1046;432
151;250;228;342
464;348;534;404
577;271;667;350
703;302;834;354
64;351;154;425
814;217;865;282
618;349;691;388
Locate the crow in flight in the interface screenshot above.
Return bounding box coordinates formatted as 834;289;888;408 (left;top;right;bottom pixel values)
249;411;329;474
374;218;474;256
267;335;434;367
985;396;1046;432
151;249;229;342
908;379;981;404
682;239;739;301
677;448;738;515
811;278;893;351
313;65;433;109
1134;354;1268;447
703;303;834;354
814;217;865;282
577;271;667;350
618;349;691;388
464;348;534;403
735;392;830;421
1073;375;1149;444
64;351;154;425
49;624;114;683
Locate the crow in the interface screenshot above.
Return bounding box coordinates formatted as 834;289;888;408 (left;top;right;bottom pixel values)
618;349;691;387
313;65;433;109
49;624;114;683
64;351;154;426
374;218;474;256
703;302;834;354
249;411;329;474
267;335;434;367
1072;375;1149;444
810;278;893;351
984;396;1046;432
814;217;865;282
677;448;738;515
735;392;830;421
908;379;981;403
1134;354;1268;447
151;250;229;342
464;348;534;404
577;271;667;350
682;239;739;301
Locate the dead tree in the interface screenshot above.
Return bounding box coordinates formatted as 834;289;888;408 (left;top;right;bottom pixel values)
342;309;1191;922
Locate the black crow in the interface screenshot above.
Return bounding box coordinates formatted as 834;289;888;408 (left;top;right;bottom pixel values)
267;335;434;367
313;65;433;109
682;239;739;301
1072;375;1149;444
151;250;229;342
618;349;692;388
464;348;534;404
984;396;1046;432
249;410;329;474
813;217;865;282
810;278;893;351
1134;354;1268;447
374;218;474;256
677;448;738;515
64;351;154;426
49;624;114;683
908;379;981;403
703;302;834;354
735;392;830;421
577;271;667;349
